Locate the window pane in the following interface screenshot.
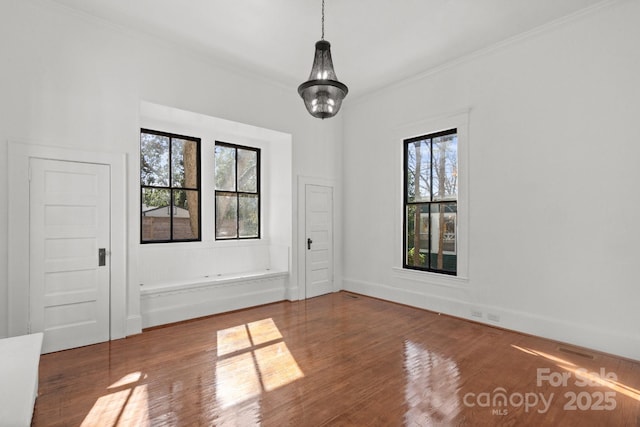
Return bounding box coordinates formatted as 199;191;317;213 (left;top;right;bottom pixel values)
237;149;257;193
172;138;198;189
430;203;457;273
141;188;170;241
141;133;169;186
216;193;237;239
432;134;458;201
172;189;199;240
405;204;429;268
238;194;259;238
406;140;431;202
215;145;236;191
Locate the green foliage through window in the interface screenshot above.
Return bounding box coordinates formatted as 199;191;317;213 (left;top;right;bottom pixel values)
140;129;201;243
215;142;260;240
404;129;457;275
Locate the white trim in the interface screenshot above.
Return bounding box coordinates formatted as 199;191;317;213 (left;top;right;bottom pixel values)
393;109;470;285
8;142;128;340
344;277;470;314
296;176;336;300
126;315;142;336
344;277;640;362
391;267;469;289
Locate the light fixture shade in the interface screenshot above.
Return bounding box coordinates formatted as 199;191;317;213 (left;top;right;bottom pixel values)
298;40;348;119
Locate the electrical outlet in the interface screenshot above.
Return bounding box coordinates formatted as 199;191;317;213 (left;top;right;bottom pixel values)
488;313;500;322
471;310;482;318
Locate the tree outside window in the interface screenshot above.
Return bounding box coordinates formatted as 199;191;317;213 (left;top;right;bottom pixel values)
215;142;260;240
140;129;201;243
404;129;457;274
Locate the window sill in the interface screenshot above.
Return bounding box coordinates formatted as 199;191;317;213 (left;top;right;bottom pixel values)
139;238;269;249
392;267;469;289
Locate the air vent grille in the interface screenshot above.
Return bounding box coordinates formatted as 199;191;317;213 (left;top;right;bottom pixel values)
558;346;595;360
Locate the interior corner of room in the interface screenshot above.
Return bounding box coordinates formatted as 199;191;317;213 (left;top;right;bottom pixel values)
1;0;640;424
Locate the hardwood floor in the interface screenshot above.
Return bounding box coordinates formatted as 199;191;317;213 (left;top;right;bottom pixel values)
33;292;640;426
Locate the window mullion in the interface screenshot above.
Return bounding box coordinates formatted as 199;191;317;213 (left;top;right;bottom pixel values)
428;139;433;270
234;147;240;237
168;136;174;241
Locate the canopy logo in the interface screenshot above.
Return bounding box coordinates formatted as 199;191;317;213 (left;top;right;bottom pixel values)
462;367;618;416
463;388;553;415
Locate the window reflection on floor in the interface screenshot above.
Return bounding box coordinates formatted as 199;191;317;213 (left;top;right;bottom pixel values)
404;340;461;425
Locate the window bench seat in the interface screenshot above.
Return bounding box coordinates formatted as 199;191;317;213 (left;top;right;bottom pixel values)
140;269;289;328
140;269;288;296
0;333;43;427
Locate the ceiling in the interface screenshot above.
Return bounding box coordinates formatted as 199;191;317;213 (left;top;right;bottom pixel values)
49;0;607;98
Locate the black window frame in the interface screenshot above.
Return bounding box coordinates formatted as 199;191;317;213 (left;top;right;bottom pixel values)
214;141;261;240
403;128;458;275
140;128;202;244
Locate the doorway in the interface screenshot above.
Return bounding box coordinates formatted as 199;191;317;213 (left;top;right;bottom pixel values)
304;184;334;298
29;159;111;353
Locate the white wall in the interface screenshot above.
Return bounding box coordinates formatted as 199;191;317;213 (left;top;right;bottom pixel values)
0;0;344;337
342;0;640;360
4;0;635;362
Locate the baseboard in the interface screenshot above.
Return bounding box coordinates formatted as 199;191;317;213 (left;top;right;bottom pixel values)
285;285;299;301
126;315;143;336
343;277;640;362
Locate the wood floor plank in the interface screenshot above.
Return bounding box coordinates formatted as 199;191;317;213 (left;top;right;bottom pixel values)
33;292;640;426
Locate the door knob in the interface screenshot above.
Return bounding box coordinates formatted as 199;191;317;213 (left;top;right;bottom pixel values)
307;238;313;250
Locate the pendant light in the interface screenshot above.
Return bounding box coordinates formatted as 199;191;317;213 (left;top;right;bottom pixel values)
298;0;348;119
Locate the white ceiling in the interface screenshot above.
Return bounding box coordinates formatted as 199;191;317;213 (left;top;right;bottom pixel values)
50;0;607;98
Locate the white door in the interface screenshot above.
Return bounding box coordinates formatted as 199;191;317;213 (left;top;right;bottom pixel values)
30;158;110;353
305;184;333;298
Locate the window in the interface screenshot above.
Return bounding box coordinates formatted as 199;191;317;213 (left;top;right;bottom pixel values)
404;129;457;275
140;129;201;243
215;142;260;239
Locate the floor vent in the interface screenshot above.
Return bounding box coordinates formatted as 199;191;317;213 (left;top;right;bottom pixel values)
344;293;359;299
558;346;595;360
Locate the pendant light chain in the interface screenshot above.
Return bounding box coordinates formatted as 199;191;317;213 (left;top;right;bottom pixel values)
321;0;325;40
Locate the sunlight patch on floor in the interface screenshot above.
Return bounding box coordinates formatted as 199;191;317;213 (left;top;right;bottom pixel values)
248;318;283;346
108;371;146;389
254;341;304;392
215;318;304;409
217;324;252;357
81;382;150;427
512;345;640;402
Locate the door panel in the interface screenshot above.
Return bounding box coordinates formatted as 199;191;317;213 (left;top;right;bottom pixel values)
30;159;110;353
305;184;333;298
